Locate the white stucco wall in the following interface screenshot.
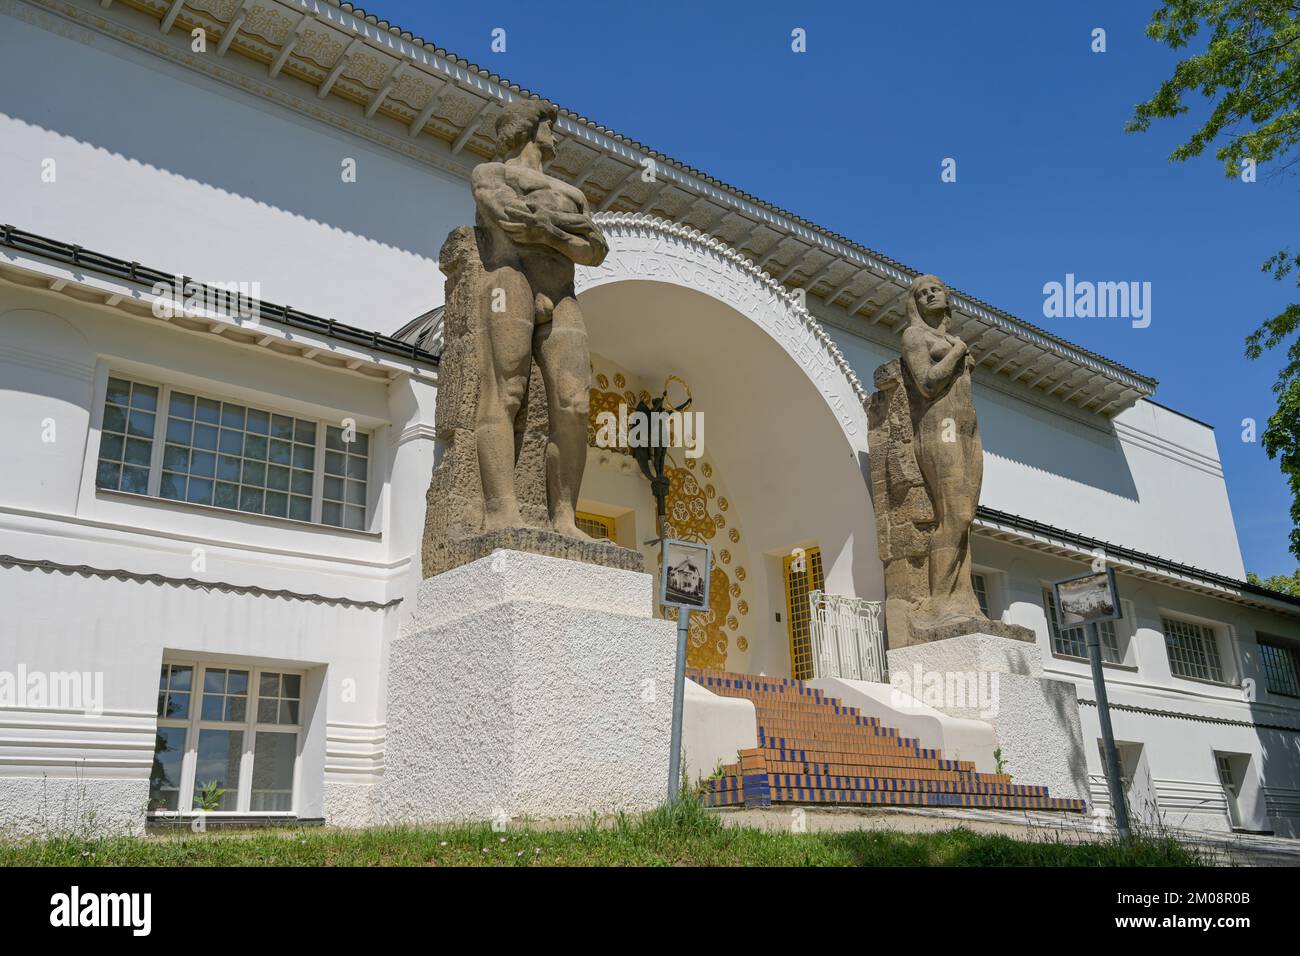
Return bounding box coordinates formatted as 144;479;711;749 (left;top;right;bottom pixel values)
0;1;471;332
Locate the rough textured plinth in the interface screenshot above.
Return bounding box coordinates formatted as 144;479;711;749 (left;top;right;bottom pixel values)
888;633;1089;804
380;551;676;823
911;616;1035;645
445;527;645;575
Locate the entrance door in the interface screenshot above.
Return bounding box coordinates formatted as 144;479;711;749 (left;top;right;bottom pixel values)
783;546;824;679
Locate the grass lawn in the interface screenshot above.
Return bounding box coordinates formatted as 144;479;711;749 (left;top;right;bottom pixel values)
1;802;1203;866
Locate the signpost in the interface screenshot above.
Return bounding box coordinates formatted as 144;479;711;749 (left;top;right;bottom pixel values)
1053;567;1131;839
658;538;712;804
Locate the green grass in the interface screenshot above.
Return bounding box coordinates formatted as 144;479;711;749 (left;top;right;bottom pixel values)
0;801;1204;867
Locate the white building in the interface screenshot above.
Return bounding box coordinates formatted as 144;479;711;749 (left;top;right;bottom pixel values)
1;0;1298;837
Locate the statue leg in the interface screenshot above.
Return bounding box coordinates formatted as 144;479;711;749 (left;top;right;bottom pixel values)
534;293;590;537
476;266;534;531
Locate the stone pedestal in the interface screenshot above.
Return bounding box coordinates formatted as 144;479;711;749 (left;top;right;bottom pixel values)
380;550;677;823
887;633;1090;804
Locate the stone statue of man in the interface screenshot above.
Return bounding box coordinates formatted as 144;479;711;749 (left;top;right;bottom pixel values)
470;100;608;537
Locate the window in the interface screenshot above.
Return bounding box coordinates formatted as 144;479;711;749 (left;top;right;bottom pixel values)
96;376;370;529
972;573;990;618
1259;637;1300;698
150;661;303;815
1162;616;1225;683
1043;587;1121;663
322;426;370;530
96;378;159;495
784;547;825;680
575;512;615;540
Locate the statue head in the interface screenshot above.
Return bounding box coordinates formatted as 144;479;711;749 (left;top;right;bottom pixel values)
494;99;559;162
906;274;951;331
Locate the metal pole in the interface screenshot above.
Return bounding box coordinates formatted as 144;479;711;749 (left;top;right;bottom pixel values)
666;609;690;804
1087;620;1132;840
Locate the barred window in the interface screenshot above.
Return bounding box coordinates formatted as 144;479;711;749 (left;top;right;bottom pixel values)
1259;638;1300;698
1043;587;1120;663
1162;616;1225;683
96;376;370;530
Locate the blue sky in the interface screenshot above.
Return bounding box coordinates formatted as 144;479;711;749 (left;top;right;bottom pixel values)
378;0;1296;577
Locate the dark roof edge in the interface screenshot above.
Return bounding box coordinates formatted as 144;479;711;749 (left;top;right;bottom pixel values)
0;224;441;368
977;505;1300;611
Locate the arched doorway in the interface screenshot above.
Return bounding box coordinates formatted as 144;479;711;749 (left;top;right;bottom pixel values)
574;214;880;677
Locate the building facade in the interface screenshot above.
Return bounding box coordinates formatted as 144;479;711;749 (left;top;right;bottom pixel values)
2;0;1299;836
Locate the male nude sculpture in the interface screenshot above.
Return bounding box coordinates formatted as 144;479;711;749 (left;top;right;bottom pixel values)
470;100;609;537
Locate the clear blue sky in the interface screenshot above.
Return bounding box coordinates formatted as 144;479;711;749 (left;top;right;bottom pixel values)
379;0;1296;578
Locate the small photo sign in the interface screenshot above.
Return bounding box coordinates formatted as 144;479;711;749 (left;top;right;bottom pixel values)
660;538;711;611
1053;568;1121;627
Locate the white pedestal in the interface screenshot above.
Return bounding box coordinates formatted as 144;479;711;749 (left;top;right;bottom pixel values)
380;550;678;823
887;633;1090;804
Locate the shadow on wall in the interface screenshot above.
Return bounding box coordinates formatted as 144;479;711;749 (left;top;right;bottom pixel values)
975;384;1140;502
0;10;467;261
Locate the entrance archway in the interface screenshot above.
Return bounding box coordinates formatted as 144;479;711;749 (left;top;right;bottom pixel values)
575;214;881;677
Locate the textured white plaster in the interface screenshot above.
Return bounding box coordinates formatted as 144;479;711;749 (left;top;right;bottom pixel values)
404;549;654;629
323;782;377;828
0;777;148;837
381;552;677;823
888;634;1089;803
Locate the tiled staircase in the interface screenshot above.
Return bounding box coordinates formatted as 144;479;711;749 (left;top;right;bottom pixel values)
690;668;1085;813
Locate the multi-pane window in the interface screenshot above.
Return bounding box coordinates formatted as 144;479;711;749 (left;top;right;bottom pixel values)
96;376;370;529
322;426;369;530
785;547;826;680
151;661;303;815
1162;616;1225;683
575;512;615;540
1043;587;1120;663
161;392;317;522
95;378;159;495
972;573;990;618
1259;638;1300;698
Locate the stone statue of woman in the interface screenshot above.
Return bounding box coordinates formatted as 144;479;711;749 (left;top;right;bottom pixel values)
899;274;986;625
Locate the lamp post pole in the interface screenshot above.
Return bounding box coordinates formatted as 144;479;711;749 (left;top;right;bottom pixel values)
1086;620;1132;840
666;606;689;804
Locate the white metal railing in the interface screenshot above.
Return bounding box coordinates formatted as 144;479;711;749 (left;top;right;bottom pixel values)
808;590;888;682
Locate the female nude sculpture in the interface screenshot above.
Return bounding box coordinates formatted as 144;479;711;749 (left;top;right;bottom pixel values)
899;274;986;624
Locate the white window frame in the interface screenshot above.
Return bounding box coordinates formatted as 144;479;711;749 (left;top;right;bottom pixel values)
1160;613;1232;685
1042;586;1134;666
1258;635;1300;698
96;373;375;533
152;660;304;817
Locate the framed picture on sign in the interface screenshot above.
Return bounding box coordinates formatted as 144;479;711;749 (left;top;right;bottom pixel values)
1053;568;1122;627
660;538;711;611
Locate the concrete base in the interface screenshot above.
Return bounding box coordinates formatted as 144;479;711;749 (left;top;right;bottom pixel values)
887;633;1089;805
380;550;677;824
